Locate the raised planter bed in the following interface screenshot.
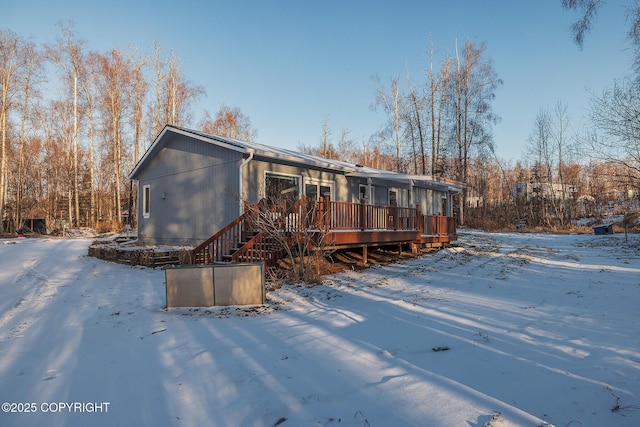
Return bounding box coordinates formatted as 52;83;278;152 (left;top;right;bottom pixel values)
88;240;193;268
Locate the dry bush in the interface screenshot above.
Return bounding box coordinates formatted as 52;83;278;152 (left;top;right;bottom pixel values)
95;220;124;233
465;215;516;232
177;249;194;265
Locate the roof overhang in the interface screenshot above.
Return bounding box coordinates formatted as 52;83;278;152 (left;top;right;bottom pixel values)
346;171;465;193
248;149;353;173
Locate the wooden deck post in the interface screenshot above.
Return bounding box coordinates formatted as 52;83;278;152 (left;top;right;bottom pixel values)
362;245;368;264
315;196;324;229
359;198;366;231
394;206;399;230
323;194;331;230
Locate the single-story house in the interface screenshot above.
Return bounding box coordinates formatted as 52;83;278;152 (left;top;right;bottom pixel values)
128;125;463;259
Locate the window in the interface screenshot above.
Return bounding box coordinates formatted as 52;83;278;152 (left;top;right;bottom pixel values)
304;179;334;201
143;185;150;218
359;184;374;203
265;172;300;206
305;184;318;201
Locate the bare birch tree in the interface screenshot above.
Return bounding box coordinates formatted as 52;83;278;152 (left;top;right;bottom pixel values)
199;104;257;141
527;109;556;226
525;103;577;226
320;115;331;158
128;47;148;164
0;30;26;231
373;74;406;172
94;48;132;223
549;101;574;201
588;79;640;190
337;128;356;165
405;72;427;174
46;22;86;227
449;40;502;224
15;41;44;230
151;42;204;137
151;41;164;138
82;52;100;226
428;46;452;176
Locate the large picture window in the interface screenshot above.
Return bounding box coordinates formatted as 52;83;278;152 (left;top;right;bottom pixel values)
143;185;151;218
265;173;300;206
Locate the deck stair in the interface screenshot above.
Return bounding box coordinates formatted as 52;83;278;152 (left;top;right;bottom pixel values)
192;198;305;267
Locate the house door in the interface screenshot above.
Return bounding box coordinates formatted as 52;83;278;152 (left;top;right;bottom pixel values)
388;187;409;207
359;184;374;204
388;189;398;206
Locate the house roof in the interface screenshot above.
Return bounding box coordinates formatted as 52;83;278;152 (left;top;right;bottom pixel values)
345;171;464;192
129;125;464;192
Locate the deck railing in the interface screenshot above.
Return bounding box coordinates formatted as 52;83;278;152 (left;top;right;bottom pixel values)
230;233;272;264
421;214;457;235
314;196;420;231
193;196;457;265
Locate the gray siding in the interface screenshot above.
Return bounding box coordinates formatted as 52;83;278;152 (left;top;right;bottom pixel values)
242;158;351;203
240;162;450;214
137;133;243;245
347;178;366;203
414;187;446;215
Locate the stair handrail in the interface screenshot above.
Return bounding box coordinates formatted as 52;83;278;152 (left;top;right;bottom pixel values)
231;233;269;264
191;199;264;264
231;196;308;265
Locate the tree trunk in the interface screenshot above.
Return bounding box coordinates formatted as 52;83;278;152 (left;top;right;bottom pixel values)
73;71;80;227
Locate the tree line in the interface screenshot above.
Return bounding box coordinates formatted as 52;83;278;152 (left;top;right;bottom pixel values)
1;24;204;232
2;2;640;234
298;1;640;230
0;23;260;233
299;39;504;226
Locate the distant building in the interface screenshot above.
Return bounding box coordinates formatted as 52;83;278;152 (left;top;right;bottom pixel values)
513;182;576;201
466;195;483;208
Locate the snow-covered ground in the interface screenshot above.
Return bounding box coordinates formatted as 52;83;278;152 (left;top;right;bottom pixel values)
0;231;638;427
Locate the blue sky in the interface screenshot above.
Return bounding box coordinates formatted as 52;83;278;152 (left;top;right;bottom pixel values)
4;0;635;161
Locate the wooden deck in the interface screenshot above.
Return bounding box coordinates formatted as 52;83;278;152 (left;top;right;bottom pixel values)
314;195;457;249
192;196;457;266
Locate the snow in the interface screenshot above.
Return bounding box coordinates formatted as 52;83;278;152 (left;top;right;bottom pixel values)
0;231;639;427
